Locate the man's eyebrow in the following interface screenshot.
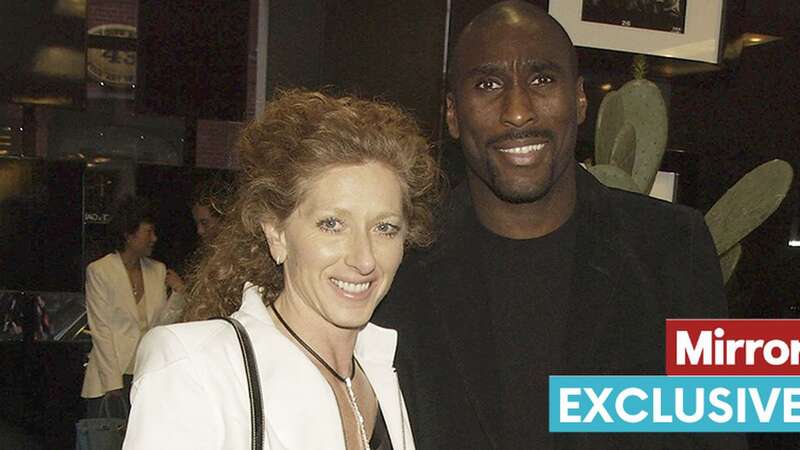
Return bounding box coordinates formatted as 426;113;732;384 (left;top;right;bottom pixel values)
466;62;508;78
464;59;565;78
519;59;564;73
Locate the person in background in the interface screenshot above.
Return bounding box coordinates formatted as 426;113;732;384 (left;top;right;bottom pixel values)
191;176;233;244
81;196;185;418
123;89;441;449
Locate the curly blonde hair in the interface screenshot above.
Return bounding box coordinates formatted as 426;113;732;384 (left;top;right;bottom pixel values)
183;89;443;321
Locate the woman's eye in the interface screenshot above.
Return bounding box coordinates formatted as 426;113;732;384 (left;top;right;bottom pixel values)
317;217;343;233
476;79;503;91
375;222;401;237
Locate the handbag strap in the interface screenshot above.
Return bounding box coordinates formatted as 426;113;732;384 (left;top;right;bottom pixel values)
214;317;264;450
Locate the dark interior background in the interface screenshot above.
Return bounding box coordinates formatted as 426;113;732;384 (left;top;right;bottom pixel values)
1;0;798;448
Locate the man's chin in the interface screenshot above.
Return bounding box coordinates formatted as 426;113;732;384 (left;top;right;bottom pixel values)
489;177;552;204
492;187;550;204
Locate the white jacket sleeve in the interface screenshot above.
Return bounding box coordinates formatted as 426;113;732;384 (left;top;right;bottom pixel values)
151;290;187;326
122;327;223;450
146;261;186;327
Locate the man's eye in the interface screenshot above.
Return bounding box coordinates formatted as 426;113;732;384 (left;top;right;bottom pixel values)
531;75;554;86
475;79;503;90
317;217;343;233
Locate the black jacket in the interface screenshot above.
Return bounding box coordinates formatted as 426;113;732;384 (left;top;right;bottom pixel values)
374;166;747;450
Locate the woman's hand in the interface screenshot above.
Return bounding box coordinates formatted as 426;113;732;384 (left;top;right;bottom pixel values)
106;388;124;398
165;269;186;295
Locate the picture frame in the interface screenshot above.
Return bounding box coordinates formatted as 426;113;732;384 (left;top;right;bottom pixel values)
550;1;726;64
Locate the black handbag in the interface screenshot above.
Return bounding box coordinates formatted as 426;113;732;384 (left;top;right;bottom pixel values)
214;317;265;450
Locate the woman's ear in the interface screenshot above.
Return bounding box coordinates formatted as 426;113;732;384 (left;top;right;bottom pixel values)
260;221;287;265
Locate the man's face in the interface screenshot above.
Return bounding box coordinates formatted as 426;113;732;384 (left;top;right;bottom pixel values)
447;19;587;204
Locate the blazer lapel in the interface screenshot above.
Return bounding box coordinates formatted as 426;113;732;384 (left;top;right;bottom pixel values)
562;168;625;373
235;291;346;450
425;194;501;448
359;360;406;449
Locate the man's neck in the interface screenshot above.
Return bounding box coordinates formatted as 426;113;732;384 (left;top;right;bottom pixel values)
467;165;576;239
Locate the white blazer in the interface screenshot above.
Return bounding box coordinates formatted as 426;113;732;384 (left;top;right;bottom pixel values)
81;252;184;398
123;283;415;450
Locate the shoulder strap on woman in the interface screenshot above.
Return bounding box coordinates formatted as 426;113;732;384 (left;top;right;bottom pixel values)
214;317;264;450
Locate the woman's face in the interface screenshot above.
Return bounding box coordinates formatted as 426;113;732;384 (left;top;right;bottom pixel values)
192;204;221;242
125;222;157;257
263;162;407;330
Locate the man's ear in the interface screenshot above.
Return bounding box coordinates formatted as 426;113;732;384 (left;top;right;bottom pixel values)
445;92;460;139
260;221;287;265
576;76;588;125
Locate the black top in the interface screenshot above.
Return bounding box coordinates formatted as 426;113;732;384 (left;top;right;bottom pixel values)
369;404;393;450
472;210;577;449
374;168;743;449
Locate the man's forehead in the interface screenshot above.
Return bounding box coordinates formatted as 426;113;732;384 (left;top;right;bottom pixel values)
453;17;576;80
458;24;568;64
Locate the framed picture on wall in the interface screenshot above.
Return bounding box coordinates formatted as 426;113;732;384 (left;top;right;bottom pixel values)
550;0;725;64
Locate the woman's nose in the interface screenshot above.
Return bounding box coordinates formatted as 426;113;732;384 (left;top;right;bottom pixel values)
344;232;376;275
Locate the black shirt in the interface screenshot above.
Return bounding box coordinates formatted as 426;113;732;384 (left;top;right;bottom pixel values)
369;405;393;450
473;211;577;449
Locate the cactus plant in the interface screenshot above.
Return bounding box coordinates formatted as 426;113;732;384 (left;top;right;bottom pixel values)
586;164;641;193
590;77;795;285
705;159;794;256
609;122;637;174
594;79;668;193
719;243;742;285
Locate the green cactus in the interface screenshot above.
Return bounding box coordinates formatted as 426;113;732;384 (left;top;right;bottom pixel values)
632;54;648;80
609;122;637;175
719;243;742;285
705;159;794;256
594;79;668;194
595;89;624;166
585;164;641;194
591;75;795;286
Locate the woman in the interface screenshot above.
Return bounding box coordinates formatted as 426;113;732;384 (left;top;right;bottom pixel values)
191;175;233;244
123;90;441;449
82;196;186;417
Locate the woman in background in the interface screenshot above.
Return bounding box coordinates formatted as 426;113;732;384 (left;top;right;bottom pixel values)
191;176;233;244
123;90;442;449
81;196;185;418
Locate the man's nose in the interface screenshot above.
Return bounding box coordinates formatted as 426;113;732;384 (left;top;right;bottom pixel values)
344;231;377;275
500;84;536;128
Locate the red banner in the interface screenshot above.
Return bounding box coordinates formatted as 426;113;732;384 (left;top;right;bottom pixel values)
666;319;800;375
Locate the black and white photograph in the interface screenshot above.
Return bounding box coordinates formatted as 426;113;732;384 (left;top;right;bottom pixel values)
582;0;688;33
551;0;724;63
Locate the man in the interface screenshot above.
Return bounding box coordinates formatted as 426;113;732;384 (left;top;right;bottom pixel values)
374;2;745;449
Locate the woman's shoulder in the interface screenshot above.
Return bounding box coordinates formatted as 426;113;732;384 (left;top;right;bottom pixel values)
136;320;235;373
87;252;118;271
355;322;398;365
